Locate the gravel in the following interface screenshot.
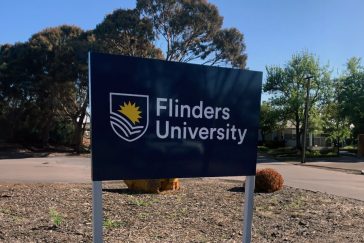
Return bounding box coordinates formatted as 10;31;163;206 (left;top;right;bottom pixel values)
0;179;363;242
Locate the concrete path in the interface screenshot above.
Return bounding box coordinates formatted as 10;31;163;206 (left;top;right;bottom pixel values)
0;154;364;201
214;155;364;201
0;156;90;183
258;163;364;201
302;160;364;173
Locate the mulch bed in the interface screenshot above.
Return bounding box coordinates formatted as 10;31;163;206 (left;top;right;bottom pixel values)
0;179;363;242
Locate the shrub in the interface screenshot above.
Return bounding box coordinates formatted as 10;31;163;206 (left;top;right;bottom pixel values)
254;168;284;193
264;140;286;148
124;178;180;193
258;146;269;152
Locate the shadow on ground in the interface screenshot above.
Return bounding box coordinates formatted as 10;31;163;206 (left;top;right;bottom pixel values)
228;186;245;193
0;151;50;160
103;188;152;195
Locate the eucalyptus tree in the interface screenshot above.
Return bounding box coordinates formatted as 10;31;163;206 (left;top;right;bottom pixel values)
93;9;163;59
136;0;247;67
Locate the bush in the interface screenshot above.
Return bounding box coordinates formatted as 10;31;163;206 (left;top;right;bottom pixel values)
258;146;269;152
255;168;284;193
264;140;286;148
124;178;180;193
49;120;75;145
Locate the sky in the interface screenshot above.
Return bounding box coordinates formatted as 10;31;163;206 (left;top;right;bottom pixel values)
1;0;364;79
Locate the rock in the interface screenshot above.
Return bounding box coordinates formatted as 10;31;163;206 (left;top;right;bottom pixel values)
299;220;308;226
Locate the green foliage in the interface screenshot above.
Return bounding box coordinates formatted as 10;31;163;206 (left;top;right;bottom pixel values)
130;198;149;207
0;26;91;149
267;147;297;156
260;102;282;143
94;9;162;58
323;111;351;147
49;120;75;145
103;218;125;229
266;147;338;159
0;1;247;148
49;208;62;227
257;146;269;152
308;106;324;134
129;198;158;207
339;57;364;134
136;0;247;67
264;51;332;148
321;64;358;146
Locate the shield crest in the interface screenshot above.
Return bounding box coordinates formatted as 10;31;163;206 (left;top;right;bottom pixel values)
109;93;149;142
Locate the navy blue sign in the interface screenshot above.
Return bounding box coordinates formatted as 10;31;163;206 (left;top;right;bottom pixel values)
89;52;262;181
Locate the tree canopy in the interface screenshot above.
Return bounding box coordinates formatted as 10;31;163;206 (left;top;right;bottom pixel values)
94;9;162;58
0;26;92;150
0;1;248;150
136;0;247;67
339;57;364;135
259;102;281;143
264;51;332;149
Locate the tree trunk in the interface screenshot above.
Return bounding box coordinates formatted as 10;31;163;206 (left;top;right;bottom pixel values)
72;121;83;154
72;99;88;154
261;131;266;145
295;116;301;150
40;115;53;148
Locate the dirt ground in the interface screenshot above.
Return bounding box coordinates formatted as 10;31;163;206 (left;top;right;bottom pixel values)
0;179;363;243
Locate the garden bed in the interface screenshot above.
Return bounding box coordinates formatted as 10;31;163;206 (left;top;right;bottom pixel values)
0;179;363;242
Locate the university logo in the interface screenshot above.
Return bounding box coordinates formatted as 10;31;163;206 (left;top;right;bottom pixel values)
109;93;149;142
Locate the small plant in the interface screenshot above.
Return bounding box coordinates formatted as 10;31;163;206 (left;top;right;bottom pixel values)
130;198;149;207
103;219;123;229
309;150;321;156
49;208;62;227
254;168;284;193
258;146;269;152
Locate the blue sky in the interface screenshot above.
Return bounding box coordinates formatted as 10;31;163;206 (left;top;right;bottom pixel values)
1;0;363;77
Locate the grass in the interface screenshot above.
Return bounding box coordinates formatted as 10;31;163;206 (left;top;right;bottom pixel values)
261;146;340;160
129;198;150;207
129;198;159;207
49;208;62;227
284;196;307;209
258;146;269;152
341;145;358;154
342;145;358;150
103;218;124;229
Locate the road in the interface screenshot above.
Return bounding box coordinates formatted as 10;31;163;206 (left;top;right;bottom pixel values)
0;155;364;200
257;162;364;201
0;156;90;183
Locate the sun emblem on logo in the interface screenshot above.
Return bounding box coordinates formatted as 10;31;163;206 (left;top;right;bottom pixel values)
110;93;149;142
118;101;142;125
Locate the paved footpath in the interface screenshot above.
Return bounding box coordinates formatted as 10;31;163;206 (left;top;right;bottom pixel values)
258;163;364;201
214;155;364;201
0;154;364;201
0;155;91;183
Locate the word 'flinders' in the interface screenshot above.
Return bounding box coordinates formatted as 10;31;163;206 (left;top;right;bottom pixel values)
155;98;247;145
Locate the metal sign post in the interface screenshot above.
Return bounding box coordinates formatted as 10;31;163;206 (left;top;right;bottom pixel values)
89;52;103;243
92;181;103;243
243;175;255;243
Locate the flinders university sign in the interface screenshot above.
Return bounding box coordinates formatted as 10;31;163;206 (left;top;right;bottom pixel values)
89;52;262;243
89;52;262;181
111;94;247;144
